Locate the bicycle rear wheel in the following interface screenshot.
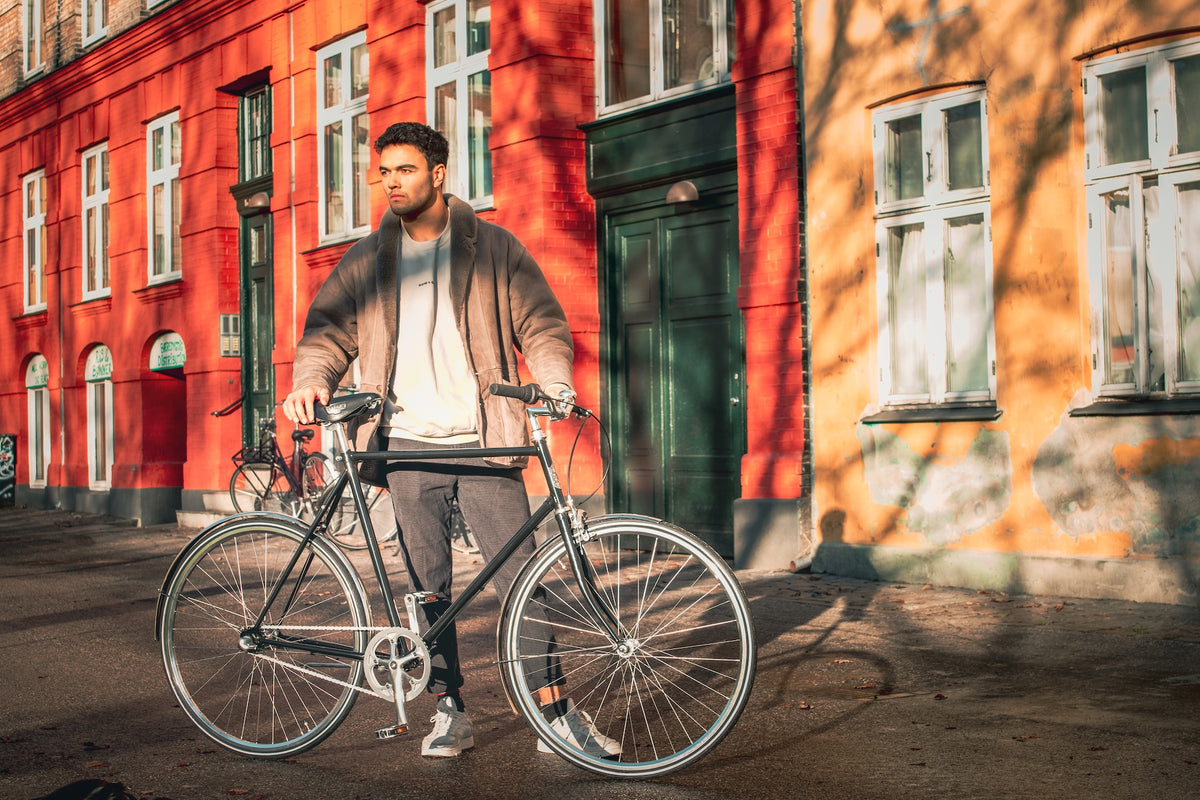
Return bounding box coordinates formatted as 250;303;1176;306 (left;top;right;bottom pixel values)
229;463;290;513
158;516;369;758
497;516;756;778
325;483;399;551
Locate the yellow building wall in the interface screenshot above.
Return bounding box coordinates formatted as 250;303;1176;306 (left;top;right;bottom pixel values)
803;0;1200;602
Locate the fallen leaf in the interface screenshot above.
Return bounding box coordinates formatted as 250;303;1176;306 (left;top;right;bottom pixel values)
934;693;947;700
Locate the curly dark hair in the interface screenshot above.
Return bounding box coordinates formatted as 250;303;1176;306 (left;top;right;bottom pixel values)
373;122;449;169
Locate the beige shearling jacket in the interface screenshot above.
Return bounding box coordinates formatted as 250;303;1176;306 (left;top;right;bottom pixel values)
292;195;574;469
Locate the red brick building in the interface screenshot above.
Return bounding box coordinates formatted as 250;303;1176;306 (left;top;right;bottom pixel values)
1;0;806;566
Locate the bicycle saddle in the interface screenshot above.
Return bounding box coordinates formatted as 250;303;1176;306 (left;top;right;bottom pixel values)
316;392;382;424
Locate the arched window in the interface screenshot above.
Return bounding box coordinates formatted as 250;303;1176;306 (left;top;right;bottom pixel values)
85;346;114;488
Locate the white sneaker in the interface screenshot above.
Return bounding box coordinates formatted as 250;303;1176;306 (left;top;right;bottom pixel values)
537;700;622;758
422;698;474;757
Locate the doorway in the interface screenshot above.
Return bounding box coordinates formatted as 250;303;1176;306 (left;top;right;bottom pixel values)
604;190;744;555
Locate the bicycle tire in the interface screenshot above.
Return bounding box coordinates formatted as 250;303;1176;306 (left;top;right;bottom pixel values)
229;462;291;513
325;483;399;551
158;515;370;758
497;515;756;778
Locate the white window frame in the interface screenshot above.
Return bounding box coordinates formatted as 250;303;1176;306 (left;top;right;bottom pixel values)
872;87;996;407
147;112;182;283
85;346;114;490
317;32;371;243
81;0;107;46
25;356;50;488
427;0;493;208
23;170;47;312
23;0;44;76
1083;38;1200;398
81;143;110;300
594;0;734;116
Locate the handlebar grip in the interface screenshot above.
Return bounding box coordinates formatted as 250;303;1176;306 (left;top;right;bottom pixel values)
489;383;542;404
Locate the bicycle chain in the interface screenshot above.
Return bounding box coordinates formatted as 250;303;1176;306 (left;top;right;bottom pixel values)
249;625;392;698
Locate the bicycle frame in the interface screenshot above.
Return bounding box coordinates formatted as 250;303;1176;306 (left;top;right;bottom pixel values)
249;401;621;666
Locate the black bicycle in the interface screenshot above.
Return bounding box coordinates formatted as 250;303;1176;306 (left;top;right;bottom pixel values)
157;385;755;778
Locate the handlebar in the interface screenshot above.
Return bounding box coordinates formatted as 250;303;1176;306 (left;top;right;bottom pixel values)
489;383;591;421
488;383;544;404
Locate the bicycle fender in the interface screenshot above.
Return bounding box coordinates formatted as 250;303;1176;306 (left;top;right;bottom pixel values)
154;512;368;642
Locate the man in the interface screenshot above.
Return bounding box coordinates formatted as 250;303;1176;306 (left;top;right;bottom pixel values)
282;122;617;760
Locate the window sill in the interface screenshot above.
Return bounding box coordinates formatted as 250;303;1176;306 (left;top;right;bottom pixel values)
861;403;1002;424
1070;398;1200;417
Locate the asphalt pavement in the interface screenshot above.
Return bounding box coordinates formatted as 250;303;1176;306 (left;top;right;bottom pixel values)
1;508;1198;800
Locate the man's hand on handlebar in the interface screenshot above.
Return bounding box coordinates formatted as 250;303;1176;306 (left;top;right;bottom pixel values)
546;383;577;421
282;385;330;425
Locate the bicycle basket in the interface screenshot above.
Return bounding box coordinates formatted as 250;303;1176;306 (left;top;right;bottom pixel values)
232;446;273;466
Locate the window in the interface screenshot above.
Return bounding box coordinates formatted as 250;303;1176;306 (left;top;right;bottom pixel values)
872;87;995;407
148;113;182;281
81;0;107;45
85;346;114;489
25;355;50;488
428;0;492;205
596;0;734;114
1084;38;1200;397
23;170;47;312
24;0;44;75
240;86;272;183
81;144;110;299
317;33;370;241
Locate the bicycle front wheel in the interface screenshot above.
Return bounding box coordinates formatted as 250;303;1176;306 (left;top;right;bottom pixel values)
497;516;756;778
229;463;289;513
158;515;369;758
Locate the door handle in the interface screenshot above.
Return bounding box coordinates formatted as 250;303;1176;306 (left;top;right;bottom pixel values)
730;397;739;406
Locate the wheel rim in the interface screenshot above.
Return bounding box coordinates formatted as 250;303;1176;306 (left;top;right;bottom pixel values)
160;520;367;757
499;520;756;778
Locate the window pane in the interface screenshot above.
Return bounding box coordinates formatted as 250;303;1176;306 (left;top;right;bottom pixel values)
152;184;166;274
171;120;181;165
351;42;369;101
152;127;164;171
100;149;109;191
664;0;715;90
945;102;983;191
324;120;344;236
1101;188;1136;385
323;52;343;109
1177;181;1200;381
467;0;490;56
1176;55;1200;156
944;215;988;393
888;223;928;396
352;113;371;229
100;203;109;288
172;179;182;271
468;71;492;199
604;0;651;105
85;206;98;289
885;115;923;202
1100;66;1149;166
435;82;458;191
434;6;457;68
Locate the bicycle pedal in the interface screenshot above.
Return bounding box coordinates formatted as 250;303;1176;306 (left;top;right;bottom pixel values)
375;724;409;740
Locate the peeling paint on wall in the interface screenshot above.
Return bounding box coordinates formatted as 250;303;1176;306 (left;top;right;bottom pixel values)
1033;403;1200;558
856;424;1012;545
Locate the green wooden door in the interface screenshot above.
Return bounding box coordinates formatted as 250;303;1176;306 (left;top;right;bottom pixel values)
241;213;274;446
606;194;744;555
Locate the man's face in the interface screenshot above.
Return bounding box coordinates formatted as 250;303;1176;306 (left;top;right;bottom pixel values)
378;144;445;218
